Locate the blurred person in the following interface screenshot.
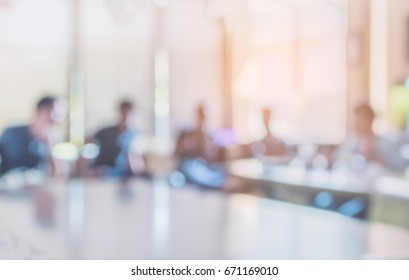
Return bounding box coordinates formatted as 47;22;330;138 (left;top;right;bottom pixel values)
336;104;385;169
250;107;288;158
0;96;63;177
79;99;146;178
172;104;225;188
174;104;221;163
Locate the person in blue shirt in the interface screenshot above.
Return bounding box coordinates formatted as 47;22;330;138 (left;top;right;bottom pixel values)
0;96;62;176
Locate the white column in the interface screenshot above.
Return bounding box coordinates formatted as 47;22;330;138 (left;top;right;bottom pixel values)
370;0;388;113
68;0;85;146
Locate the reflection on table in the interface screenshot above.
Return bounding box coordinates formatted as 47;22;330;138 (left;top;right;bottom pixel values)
371;176;409;229
1;178;409;259
228;159;377;218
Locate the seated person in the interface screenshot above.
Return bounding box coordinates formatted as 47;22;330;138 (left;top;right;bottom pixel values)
80;100;146;178
0;96;62;177
335;104;385;169
173;104;224;188
174;104;221;163
250;107;288;158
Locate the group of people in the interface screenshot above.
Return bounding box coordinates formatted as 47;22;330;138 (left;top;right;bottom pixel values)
0;95;405;188
0;96;143;179
245;103;404;172
0;96;222;184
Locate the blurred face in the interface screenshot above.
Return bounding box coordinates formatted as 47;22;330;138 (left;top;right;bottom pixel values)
37;103;57;126
36;99;67;126
119;106;134;127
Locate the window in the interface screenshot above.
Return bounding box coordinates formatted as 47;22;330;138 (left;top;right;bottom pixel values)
232;0;348;144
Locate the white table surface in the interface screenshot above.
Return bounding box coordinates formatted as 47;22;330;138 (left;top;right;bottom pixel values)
1;178;409;260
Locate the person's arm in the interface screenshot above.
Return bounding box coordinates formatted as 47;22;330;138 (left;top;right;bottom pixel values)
128;150;146;175
125;132;148;175
369;138;387;167
76;134;100;178
49;156;62;178
174;131;186;158
203;135;222;163
45;131;66;178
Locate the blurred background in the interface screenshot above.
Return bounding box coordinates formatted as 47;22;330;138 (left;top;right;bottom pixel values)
1;0;409;260
0;0;350;144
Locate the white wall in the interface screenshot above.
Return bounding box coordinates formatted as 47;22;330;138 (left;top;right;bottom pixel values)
81;0;155;136
0;0;69;132
388;0;409;87
165;0;224;135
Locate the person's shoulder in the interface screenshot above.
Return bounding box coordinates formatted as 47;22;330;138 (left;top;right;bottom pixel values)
2;125;29;136
176;128;193;140
95;125;118;136
4;124;28;131
0;125;29;144
180;126;196;134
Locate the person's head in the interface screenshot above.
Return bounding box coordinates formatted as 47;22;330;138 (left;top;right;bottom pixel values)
35;96;58;126
354;103;375;136
195;104;207;129
118;99;135;127
262;107;273;133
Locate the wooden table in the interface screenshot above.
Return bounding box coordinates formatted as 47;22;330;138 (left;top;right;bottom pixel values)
1;178;409;259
